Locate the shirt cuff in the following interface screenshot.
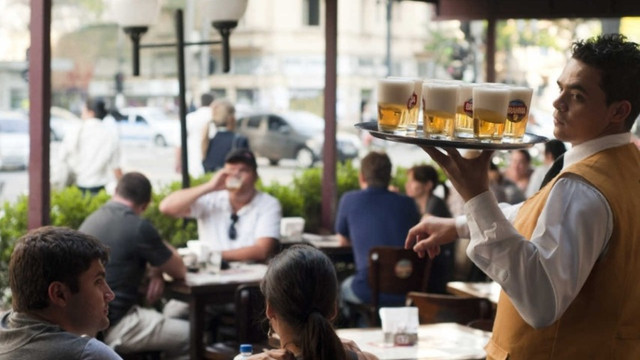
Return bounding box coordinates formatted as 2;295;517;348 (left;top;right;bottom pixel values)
464;190;505;233
455;215;469;238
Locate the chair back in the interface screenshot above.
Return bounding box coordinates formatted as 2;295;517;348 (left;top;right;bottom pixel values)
235;284;268;343
406;291;494;325
368;246;432;311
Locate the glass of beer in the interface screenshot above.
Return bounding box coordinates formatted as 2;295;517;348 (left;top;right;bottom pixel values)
472;85;510;141
377;78;417;134
422;81;459;139
503;86;534;142
387;77;423;134
454;82;476;139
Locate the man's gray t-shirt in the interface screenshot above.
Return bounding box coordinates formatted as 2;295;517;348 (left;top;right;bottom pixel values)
79;201;172;325
0;311;122;359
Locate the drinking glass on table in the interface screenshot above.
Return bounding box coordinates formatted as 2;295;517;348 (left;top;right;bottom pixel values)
376;78;418;134
503;86;534;142
207;250;222;274
422;81;459;139
472;84;510;141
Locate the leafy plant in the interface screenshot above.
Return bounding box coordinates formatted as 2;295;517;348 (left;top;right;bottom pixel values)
0;161;404;308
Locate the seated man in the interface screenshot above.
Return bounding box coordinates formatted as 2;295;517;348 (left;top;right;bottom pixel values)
0;226;121;359
160;149;281;262
79;172;189;359
336;151;421;310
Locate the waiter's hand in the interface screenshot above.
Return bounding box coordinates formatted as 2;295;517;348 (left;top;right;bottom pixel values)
405;215;458;259
421;146;494;201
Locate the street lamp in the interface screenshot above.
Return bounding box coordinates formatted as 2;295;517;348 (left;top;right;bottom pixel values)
111;0;248;189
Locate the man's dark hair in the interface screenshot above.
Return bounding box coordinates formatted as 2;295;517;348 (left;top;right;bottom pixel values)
201;93;214;107
85;98;108;120
545;139;567;161
361;151;392;188
115;172;152;206
571;33;640;130
9;226;109;312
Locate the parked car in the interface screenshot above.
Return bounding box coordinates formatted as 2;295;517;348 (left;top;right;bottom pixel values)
0;111;29;170
114;107;181;147
235;111;360;167
50;106;81;141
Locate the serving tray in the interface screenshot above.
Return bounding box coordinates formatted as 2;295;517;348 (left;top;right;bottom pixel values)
354;121;548;150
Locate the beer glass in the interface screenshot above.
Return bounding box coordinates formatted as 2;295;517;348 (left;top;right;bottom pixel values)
472;85;510;141
377;78;417;134
454;82;475;139
503;86;534;142
422;81;458;139
387;77;422;134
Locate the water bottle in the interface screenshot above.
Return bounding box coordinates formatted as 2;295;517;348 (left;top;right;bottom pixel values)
233;344;253;360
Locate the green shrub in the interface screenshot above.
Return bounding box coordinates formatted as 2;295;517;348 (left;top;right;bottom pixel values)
0;160;415;308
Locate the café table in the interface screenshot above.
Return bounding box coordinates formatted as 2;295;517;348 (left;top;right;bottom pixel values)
165;263;267;360
336;322;491;360
301;232;353;262
446;281;501;305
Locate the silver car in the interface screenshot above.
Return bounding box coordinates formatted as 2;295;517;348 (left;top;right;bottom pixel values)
235;111;360;168
115;107;181;147
0;112;29;170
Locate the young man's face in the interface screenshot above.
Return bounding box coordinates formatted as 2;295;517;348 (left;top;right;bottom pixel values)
552;58;618;146
64;259;115;336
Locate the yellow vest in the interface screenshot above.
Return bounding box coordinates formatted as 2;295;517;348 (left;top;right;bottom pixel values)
486;143;640;360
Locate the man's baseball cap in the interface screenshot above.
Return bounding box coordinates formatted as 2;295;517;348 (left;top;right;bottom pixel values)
225;148;257;171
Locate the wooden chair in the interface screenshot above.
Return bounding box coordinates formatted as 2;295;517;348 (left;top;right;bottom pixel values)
406;291;494;326
466;318;495;332
348;246;432;327
205;284;271;360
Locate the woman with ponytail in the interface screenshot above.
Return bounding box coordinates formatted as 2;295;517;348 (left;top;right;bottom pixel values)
248;245;377;360
404;165;455;294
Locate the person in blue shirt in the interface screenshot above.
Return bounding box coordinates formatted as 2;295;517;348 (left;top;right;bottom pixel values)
336;151;421;313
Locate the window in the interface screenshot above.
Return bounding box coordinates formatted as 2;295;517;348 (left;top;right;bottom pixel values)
303;0;320;26
268;116;286;132
247;116;262;128
237;89;257;106
211;89;227;100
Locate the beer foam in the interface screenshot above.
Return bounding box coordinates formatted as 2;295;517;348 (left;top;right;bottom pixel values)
457;82;478;105
377;79;415;104
423;83;458;114
472;86;509;116
508;86;533;105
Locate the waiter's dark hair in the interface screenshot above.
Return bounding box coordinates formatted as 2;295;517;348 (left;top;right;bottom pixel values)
572;33;640;130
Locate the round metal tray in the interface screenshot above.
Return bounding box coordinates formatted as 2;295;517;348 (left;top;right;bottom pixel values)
354;121;548;150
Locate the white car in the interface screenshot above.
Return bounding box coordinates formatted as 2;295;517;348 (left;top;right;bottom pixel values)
0;112;29;170
50;106;82;141
115;107;181;147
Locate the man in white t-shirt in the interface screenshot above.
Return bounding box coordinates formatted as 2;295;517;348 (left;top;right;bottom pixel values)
160;149;281;262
